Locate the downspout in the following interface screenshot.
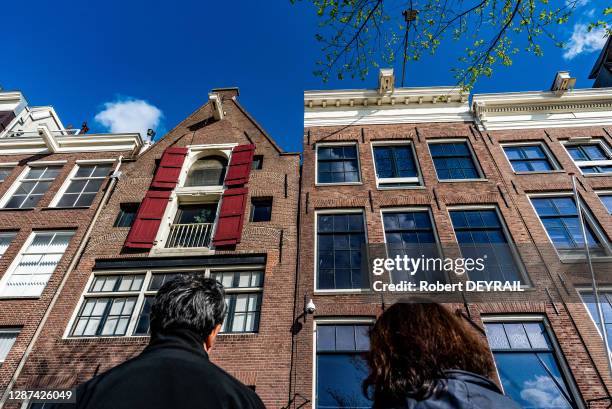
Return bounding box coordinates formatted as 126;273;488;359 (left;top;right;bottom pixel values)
0;156;125;408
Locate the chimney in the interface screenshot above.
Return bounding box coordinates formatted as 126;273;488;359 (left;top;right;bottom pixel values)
550;71;576;96
378;68;395;94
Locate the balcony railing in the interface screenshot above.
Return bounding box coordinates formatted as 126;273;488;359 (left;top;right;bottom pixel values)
165;223;214;249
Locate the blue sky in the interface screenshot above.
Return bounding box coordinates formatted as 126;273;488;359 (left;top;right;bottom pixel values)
0;0;607;152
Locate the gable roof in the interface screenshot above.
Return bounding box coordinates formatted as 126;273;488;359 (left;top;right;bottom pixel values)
589;36;612;79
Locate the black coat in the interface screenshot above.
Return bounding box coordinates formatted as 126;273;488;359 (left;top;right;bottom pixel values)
393;370;521;409
74;328;266;409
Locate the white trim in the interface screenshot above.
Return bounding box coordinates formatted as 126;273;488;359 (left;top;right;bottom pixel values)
27;160;67;166
75;159;117;165
0;162;18;168
596;191;612;214
481;314;585;409
312;318;376;408
0;133;143;155
561;138;612;176
315;142;363;186
48;163;111;208
499;141;562;173
314;208;368;293
527;192;612;261
427;138;485;182
446;204;531;286
370;140;423;189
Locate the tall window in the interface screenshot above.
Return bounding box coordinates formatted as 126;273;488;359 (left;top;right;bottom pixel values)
565;140;612;174
0;168;12;182
503;144;557;173
0;232;16;257
580;291;612;352
55;164;111;207
382;211;444;283
185;156;227;187
449;209;523;282
317;145;360;184
598;194;612;214
316;324;371;409
114;203;139;227
0;328;20;363
317;213;366;290
485;320;577;409
429;141;481;180
0;231;74;297
4;166;61;208
211;271;263;333
71;270;265;337
372;144;420;187
531;196;607;257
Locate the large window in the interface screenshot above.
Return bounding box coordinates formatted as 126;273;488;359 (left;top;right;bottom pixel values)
429;141;481;180
316;323;371;409
382;210;444;283
317;145;360;184
372;143;420;188
0;232;16;258
185;156;227;187
531;196;608;257
503;144;558;173
580;291;612;352
4;166;61;209
0;328;20;363
449;209;523;283
71;269;265;337
55;164;111;207
317;212;366;290
564;140;612;175
485;320;578;409
0;231;74;297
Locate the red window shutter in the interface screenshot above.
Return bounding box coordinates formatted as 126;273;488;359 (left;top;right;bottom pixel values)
224;144;255;186
212;187;248;246
150;147;189;190
124;190;172;249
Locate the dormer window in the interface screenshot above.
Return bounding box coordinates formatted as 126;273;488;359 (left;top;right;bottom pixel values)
185;156;227;187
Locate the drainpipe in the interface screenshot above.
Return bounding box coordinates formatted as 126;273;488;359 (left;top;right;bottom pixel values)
0;156;124;408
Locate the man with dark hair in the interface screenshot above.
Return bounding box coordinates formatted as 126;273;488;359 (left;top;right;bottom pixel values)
75;275;265;409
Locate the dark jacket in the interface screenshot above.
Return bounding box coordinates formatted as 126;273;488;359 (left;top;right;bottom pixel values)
396;370;520;409
74;328;265;409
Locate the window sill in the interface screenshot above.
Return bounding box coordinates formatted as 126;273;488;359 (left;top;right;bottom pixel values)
150;247;216;256
560;255;612;264
314;288;371;295
0;207;36;211
376;185;425;191
315;182;363;187
514;170;565;175
582;173;612;177
437;178;488;183
41;206;91;211
0;295;41;300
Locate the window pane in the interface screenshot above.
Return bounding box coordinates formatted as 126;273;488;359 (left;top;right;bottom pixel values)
317;145;360;184
0;233;16;257
0;330;19;362
430;142;479;180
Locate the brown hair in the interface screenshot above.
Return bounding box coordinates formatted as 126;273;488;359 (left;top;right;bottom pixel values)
363;301;494;408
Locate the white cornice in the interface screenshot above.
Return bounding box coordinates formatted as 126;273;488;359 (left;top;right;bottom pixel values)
472;87;612;130
304;86;470;127
0;133;143;155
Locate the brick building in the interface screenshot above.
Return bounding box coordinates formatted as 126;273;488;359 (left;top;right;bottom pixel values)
292;70;612;409
2;88;300;408
0;91;143;403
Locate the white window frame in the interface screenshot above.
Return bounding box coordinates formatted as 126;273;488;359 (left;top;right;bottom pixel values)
0;230;74;298
315;142;362;186
64;265;265;339
596;190;612;215
370;140;423;189
427;138;485;182
379;207;445;283
500;141;561;174
314;208;369;294
527;192;612;262
0;327;20;364
312;317;376;409
577;287;612;356
0;232;16;258
49;161;114;208
562;138;612;176
446;204;530;287
0;161;65;209
481;315;585;409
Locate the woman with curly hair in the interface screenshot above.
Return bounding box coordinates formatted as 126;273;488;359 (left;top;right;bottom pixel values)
363;302;520;409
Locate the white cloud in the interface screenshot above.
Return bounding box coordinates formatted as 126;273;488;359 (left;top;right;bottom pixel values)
563;23;607;60
95;98;162;142
520;375;569;408
565;0;589;7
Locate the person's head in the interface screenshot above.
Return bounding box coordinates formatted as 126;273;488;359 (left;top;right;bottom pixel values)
150;274;227;351
363;301;494;407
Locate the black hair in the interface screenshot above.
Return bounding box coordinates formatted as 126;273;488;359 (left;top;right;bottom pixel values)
150;274;227;339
